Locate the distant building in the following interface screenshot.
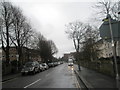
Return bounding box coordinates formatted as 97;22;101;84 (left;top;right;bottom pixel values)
63;52;76;61
63;53;69;61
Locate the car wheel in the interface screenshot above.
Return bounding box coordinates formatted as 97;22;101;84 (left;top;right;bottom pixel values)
38;69;41;72
32;70;35;75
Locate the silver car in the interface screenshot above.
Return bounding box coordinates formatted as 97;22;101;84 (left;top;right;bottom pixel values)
42;63;49;70
39;64;45;71
21;61;40;75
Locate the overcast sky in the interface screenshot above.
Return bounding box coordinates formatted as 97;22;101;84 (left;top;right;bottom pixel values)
10;0;99;58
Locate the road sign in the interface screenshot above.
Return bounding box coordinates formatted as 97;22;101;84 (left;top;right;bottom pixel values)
99;17;120;41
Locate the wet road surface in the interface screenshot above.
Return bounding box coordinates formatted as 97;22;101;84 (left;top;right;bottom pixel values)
2;63;80;88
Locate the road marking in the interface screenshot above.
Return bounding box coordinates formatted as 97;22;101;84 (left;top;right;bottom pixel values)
24;78;41;88
76;79;81;88
73;72;81;88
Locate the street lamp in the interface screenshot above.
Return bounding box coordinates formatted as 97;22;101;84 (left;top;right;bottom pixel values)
103;14;119;89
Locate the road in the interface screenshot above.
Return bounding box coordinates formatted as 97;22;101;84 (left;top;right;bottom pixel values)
2;63;80;88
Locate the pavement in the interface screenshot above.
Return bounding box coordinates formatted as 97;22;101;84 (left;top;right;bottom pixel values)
2;73;21;82
74;64;120;89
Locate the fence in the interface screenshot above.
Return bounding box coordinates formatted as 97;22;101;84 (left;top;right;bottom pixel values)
80;59;120;77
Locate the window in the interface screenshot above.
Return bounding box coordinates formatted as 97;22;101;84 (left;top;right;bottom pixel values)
109;54;111;56
111;53;112;56
108;44;109;48
106;54;108;57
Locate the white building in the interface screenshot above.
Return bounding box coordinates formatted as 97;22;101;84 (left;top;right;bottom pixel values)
96;40;120;58
116;41;120;57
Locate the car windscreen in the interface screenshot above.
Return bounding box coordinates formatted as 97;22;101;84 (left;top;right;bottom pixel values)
42;64;46;66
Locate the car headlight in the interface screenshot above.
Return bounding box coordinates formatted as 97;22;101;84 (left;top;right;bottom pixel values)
30;67;34;71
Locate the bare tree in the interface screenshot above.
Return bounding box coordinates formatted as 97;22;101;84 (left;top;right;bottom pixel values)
30;33;58;63
0;2;14;64
82;25;100;61
65;21;87;70
94;0;119;20
48;40;58;55
65;21;87;53
28;32;42;49
9;6;33;65
111;1;120;20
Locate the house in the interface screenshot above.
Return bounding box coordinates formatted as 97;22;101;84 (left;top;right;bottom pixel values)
1;46;42;64
63;52;76;62
96;39;120;58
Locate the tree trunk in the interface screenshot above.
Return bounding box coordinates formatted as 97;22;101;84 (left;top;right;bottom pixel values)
18;47;23;66
76;51;81;71
5;25;10;65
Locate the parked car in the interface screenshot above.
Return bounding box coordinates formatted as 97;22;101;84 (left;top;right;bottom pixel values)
48;62;54;67
42;63;49;70
60;61;63;64
39;64;45;71
57;62;61;65
21;61;40;75
54;62;58;66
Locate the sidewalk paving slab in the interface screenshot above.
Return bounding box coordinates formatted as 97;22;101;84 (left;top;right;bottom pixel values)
2;73;21;82
74;64;120;89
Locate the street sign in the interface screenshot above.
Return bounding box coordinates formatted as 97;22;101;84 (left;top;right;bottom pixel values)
99;17;120;42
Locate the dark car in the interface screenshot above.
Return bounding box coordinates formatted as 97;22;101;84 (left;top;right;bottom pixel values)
21;61;40;75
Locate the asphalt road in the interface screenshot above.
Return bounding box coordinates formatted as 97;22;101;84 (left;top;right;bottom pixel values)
2;63;80;88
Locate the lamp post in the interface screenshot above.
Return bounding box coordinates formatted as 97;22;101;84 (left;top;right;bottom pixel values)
100;11;120;89
107;14;119;89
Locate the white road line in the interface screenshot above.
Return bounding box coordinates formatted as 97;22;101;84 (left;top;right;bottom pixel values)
76;79;81;88
73;72;81;88
24;78;41;88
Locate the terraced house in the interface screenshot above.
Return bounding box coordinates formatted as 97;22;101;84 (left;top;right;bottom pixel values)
1;46;41;75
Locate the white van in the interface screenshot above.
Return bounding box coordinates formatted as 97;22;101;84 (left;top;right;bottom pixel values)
68;58;73;66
